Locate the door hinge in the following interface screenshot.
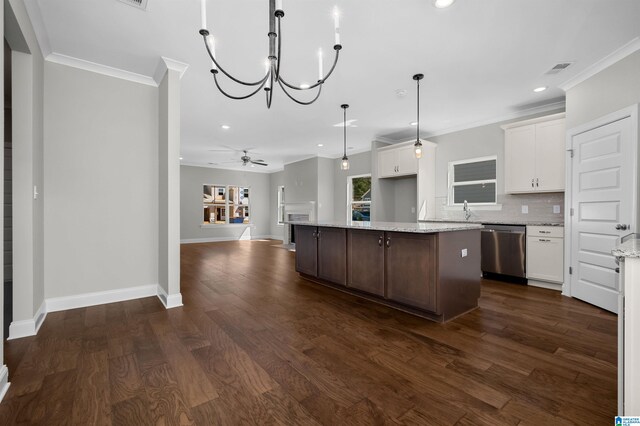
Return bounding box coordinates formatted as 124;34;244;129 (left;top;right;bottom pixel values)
568;149;574;158
570;208;574;216
569;266;573;275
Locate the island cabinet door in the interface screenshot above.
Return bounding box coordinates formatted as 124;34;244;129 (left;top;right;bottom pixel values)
295;225;318;277
384;232;438;313
317;227;347;285
347;229;385;296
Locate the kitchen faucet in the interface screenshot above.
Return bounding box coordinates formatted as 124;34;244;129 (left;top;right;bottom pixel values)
463;200;471;221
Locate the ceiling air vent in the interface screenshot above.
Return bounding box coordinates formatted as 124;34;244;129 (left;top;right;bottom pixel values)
118;0;149;11
545;62;573;75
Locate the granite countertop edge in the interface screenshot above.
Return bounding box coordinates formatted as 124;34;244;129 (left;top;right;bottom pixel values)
288;220;483;233
420;219;564;226
612;238;640;258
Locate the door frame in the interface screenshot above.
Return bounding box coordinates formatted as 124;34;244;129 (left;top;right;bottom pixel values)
563;104;639;298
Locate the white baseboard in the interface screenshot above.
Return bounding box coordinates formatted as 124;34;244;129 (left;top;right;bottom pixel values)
46;284;158;313
8;300;47;340
0;365;9;403
528;279;562;291
157;285;183;309
181;235;278;244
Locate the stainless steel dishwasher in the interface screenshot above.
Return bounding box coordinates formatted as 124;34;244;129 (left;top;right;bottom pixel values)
481;224;526;279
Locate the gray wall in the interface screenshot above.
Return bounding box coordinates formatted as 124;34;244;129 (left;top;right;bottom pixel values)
269;170;284;239
566;50;640;130
317;157;334;221
180;165;271;241
429;109;566;223
43;61;159;299
333;150;371;221
283;157;318;204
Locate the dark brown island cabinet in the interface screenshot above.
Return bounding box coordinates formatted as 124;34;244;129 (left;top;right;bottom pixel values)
294;222;482;323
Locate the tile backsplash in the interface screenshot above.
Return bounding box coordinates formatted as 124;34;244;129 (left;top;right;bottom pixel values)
435;192;564;223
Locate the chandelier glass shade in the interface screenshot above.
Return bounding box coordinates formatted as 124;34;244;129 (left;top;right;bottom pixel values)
199;0;343;109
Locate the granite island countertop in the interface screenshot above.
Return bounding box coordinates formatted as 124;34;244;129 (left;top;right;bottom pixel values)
612;237;640;258
420;218;564;227
288;220;483;233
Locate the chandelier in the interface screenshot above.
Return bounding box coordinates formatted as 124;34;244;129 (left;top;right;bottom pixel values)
198;0;343;109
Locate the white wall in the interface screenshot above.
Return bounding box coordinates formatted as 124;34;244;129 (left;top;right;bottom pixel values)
566;50;640;129
180;165;271;242
269;170;284;239
43;61;159;299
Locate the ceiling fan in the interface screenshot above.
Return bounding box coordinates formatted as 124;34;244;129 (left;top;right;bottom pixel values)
240;150;268;167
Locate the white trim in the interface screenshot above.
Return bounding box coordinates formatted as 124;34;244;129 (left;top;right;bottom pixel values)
560;37;640;92
8;300;47;340
46;52;158;86
500;112;566;130
46;284;158;313
0;365;10;403
181;162;275;173
180;235;276;244
23;0;52;56
157;286;183;309
426;101;566;139
200;223;253;228
527;279;562;292
153;56;189;85
563;104;639;298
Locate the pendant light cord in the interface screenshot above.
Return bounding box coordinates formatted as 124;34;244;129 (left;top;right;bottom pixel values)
416;77;420;143
343;106;347;157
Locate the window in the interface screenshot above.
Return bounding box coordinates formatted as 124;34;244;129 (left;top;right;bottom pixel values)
348;175;371;221
448;156;497;205
277;186;285;225
203;184;250;225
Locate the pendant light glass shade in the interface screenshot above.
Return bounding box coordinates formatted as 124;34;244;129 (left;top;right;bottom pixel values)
413;73;424;159
340;104;350;170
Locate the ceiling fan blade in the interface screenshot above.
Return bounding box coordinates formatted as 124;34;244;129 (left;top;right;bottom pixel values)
251;160;268;166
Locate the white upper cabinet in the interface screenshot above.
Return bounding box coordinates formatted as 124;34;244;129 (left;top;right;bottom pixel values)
503;113;566;194
378;144;418;178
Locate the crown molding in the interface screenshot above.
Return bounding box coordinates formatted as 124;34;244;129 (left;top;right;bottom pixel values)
23;0;52;56
153;57;190;85
559;37;640;92
46;52;158;86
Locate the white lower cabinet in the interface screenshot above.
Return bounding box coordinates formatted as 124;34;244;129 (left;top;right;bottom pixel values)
526;226;564;286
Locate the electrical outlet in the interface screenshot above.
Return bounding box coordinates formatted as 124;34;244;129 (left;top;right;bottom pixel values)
521;205;528;214
461;248;468;258
553;205;561;214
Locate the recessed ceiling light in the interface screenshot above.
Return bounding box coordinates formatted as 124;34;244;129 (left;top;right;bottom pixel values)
410;121;418;126
317;143;324;147
533;86;547;93
395;89;408;97
221;125;230;129
434;0;455;8
300;83;310;89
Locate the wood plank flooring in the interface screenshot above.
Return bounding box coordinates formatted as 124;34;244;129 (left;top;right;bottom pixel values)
0;239;617;425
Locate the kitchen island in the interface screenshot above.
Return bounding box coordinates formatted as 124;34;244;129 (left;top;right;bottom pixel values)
292;220;483;322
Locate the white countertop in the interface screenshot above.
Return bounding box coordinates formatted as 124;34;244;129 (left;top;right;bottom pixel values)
288;220;483;233
613;238;640;258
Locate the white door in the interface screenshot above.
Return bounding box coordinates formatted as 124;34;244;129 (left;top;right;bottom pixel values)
570;116;635;313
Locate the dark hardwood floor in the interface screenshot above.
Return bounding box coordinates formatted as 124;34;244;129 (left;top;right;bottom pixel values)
0;239;617;425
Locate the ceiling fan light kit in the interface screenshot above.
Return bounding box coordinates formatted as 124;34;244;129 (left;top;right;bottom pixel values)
199;0;343;108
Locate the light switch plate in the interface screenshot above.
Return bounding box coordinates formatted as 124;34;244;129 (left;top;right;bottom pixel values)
521;205;529;214
411;207;416;213
461;248;468;258
553;205;561;214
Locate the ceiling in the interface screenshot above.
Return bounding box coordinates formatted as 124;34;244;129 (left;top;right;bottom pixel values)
26;0;640;172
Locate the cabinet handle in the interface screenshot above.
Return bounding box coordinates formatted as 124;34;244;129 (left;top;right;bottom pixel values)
615;224;629;231
378;236;383;247
531;179;534;188
536;178;539;187
317;230;321;237
539;230;551;234
538;238;551;242
386;237;391;248
312;232;317;238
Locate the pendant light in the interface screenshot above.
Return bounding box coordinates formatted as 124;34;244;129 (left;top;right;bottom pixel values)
413;73;424;159
340;104;350;170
